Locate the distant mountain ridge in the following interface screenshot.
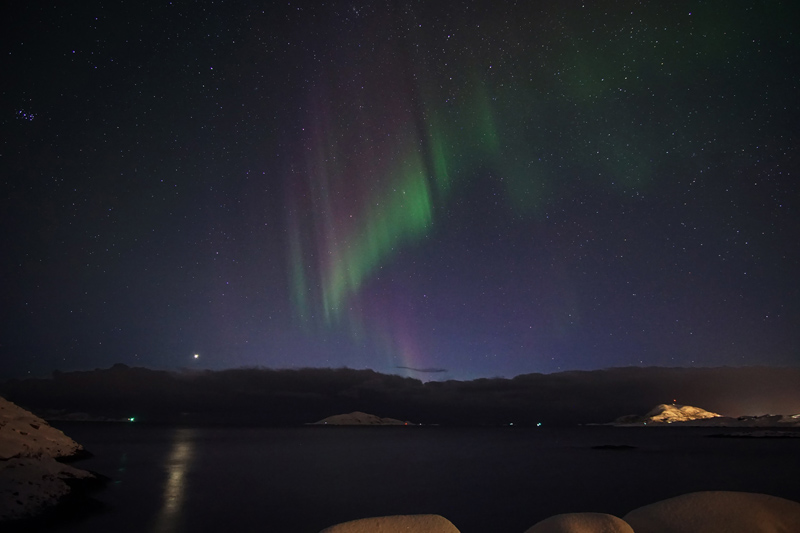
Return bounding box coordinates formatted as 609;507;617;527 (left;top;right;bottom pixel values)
2;365;800;427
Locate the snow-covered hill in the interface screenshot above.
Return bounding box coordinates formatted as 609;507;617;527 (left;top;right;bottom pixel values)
311;411;412;425
0;397;98;522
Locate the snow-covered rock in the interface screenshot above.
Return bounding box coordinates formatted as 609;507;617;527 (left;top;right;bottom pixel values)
708;430;800;438
0;456;95;521
523;512;633;533
311;411;411;425
0;397;84;459
614;405;800;427
623;491;800;533
613;404;722;425
0;396;97;522
730;414;800;427
319;514;460;532
645;404;722;423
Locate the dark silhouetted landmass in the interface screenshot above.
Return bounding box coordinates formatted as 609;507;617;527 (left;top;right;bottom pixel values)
1;364;799;426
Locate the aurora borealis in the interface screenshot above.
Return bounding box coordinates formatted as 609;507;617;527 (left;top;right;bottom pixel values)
2;1;799;379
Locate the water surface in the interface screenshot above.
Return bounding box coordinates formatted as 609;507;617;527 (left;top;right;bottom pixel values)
50;424;800;532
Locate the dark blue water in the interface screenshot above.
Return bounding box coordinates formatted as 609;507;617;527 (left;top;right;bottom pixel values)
45;424;800;533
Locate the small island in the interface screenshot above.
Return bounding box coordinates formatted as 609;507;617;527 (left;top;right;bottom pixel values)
612;403;722;425
310;411;414;426
611;403;800;429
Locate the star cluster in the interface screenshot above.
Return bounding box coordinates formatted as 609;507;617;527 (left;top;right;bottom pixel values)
2;1;798;379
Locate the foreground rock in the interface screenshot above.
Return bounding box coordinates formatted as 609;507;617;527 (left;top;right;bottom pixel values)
524;512;633;533
623;491;800;533
319;514;459;532
311;411;412;425
0;397;98;522
321;492;800;532
0;456;96;521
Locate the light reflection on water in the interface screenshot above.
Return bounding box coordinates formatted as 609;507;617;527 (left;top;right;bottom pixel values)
152;428;196;532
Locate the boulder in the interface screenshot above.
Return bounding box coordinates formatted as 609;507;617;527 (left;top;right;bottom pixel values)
623;491;800;533
524;512;633;533
319;514;460;532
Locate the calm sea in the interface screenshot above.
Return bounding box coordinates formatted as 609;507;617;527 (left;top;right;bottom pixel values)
40;423;800;533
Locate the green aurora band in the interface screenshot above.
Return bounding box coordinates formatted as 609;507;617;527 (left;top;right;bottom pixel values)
284;2;782;364
287;80;505;333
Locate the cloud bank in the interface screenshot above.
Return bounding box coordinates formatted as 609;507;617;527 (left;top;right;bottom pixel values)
395;366;448;373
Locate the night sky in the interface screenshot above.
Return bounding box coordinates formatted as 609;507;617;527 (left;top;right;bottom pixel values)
3;1;799;380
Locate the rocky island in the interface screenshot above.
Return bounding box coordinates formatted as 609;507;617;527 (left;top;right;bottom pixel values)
612;403;723;425
310;411;414;425
611;403;800;428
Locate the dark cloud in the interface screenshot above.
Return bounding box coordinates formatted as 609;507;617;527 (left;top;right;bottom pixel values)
396;366;448;373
